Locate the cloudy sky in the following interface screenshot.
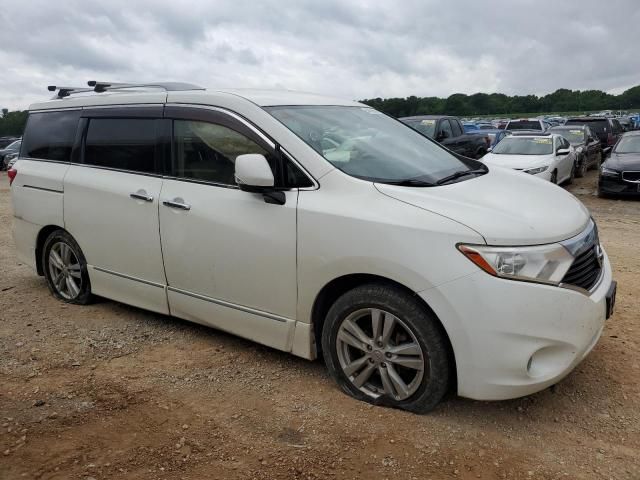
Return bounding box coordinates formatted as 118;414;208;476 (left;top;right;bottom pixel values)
1;0;639;110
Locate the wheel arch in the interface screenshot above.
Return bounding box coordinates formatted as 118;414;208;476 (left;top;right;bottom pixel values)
310;273;458;390
35;224;67;276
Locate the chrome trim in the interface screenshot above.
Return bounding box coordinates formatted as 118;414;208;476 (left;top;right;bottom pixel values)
559;219;598;257
558;219;604;296
621;171;640;183
22;184;64;194
130;192;154;202
163;200;191;210
91;266;165;288
167;286;291;323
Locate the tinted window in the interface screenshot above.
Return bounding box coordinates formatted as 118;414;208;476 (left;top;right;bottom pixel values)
451;119;463;136
440;120;454;138
174;120;274;185
566;120;607;135
22;110;81;161
84;119;157;173
507;120;542;131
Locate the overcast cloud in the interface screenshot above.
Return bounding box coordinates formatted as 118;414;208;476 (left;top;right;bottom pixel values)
1;0;639;110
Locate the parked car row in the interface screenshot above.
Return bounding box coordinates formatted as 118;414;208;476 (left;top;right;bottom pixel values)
0;138;21;170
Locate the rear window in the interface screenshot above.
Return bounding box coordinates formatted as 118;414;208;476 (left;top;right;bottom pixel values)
507;120;542;131
22;110;81;161
84;118;157;174
565;119;608;134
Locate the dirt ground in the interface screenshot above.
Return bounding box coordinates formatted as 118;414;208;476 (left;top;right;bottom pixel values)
1;170;638;480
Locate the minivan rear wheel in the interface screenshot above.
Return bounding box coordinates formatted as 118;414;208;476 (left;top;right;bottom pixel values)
42;230;93;304
322;284;451;413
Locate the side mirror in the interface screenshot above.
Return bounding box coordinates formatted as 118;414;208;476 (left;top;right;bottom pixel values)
556;148;571;156
486;146;493;152
235;154;285;205
437;131;449;140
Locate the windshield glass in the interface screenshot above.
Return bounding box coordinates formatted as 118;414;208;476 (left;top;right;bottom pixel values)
507;120;542;130
266;106;469;183
491;137;553;155
614;135;640;153
400;118;437;138
552;129;585;145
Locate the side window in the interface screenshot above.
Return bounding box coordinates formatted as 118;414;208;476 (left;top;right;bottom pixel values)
22;110;81;161
173;120;275;185
450;119;463;137
439;120;454;139
84;119;157;174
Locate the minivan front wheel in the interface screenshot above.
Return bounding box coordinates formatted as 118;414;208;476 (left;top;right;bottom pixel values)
322;284;451;413
43;230;92;304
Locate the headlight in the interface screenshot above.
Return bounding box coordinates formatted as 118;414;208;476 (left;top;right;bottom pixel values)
524;166;549;175
458;243;574;285
600;167;619;177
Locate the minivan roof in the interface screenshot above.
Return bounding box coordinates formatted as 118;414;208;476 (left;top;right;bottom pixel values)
28;88;362;111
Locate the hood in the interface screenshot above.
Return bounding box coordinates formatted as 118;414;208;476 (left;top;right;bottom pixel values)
481;152;552;171
375;167;590;246
604;152;640;171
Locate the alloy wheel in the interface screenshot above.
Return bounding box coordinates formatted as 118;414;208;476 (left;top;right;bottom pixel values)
335;308;426;401
48;241;82;300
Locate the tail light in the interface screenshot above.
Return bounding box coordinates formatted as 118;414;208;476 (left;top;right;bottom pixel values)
8;168;17;186
607;132;614;145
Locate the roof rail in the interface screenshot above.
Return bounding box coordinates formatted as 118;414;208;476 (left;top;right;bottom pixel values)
47;81;205;99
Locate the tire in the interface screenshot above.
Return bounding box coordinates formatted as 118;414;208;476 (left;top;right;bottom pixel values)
321;283;451;413
576;157;588;178
593;152;602;170
42;230;93;304
550;170;558;184
569;163;576;184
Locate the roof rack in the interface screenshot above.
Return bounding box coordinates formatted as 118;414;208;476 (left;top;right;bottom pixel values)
47;81;205;99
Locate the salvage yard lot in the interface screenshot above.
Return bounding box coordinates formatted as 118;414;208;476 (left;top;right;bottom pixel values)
1;172;639;480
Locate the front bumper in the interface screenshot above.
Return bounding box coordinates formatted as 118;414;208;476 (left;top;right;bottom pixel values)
599;175;640;196
420;250;613;400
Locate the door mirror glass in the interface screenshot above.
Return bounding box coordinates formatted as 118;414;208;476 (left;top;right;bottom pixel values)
235;154;275;190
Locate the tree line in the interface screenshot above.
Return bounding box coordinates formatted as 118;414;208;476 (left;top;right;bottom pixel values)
3;85;640;136
0;109;28;137
361;85;640;118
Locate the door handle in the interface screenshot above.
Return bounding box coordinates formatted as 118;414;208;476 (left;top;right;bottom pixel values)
130;191;154;202
163;199;191;211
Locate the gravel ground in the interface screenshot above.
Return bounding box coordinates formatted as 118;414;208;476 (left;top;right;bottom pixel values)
1;170;639;480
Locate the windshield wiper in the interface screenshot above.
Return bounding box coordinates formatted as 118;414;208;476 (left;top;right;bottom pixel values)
435;166;487;185
383;178;436;187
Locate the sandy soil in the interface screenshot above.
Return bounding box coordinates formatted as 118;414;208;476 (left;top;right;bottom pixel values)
1;170;639;480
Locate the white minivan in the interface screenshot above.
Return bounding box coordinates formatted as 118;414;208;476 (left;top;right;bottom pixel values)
9;82;616;413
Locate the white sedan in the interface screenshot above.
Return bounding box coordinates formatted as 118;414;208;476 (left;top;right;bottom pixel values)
481;134;576;184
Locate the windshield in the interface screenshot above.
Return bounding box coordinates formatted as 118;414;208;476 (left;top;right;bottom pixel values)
507;120;542;130
614;135;640;153
551;129;585;145
266;106;470;183
400;118;437;138
491;137;553;155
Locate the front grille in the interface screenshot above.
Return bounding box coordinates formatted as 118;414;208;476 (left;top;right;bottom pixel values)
622;171;640;182
562;245;602;291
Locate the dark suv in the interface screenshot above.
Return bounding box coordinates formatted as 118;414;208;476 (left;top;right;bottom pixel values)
565;117;623;157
